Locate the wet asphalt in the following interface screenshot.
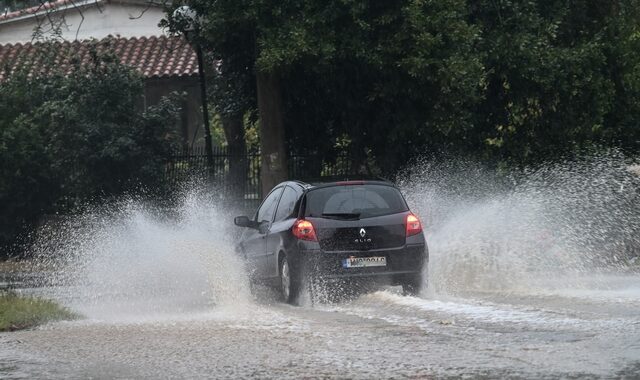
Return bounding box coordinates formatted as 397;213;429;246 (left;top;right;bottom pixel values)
2;275;640;379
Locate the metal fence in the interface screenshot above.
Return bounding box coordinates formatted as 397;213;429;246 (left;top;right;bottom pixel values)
164;148;357;205
287;154;356;180
165;146;261;204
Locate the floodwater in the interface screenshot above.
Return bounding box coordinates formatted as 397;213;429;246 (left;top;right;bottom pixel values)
2;153;640;378
2;277;640;379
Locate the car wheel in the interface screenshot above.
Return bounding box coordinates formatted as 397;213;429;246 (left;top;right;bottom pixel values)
402;273;423;296
279;254;300;304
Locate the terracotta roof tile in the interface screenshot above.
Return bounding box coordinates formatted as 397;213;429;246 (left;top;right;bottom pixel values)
0;35;199;81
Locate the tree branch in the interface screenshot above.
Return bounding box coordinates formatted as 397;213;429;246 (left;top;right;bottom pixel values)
65;0;86;40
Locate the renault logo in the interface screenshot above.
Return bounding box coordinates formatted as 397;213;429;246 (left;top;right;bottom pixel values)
359;228;366;237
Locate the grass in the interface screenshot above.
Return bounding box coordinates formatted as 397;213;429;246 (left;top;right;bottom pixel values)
0;291;78;332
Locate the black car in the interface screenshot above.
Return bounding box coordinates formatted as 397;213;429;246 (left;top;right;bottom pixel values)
234;179;429;304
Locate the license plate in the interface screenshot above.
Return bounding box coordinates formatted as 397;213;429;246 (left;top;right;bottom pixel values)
342;256;387;268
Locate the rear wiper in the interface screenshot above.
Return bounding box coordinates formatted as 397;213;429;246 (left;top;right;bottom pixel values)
321;212;361;219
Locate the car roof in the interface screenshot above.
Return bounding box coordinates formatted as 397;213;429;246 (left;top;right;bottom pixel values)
286;176;395;190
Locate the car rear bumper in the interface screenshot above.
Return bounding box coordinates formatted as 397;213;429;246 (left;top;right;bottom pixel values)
294;243;428;282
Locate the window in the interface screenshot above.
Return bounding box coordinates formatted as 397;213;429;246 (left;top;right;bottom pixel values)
274;186;298;221
257;187;283;223
304;184;408;219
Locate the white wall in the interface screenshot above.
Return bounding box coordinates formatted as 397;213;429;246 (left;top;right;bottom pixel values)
0;2;166;44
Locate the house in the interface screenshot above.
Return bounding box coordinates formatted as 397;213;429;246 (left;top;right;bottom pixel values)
0;0;207;150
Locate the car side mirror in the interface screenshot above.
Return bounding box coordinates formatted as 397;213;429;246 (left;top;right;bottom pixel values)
234;216;257;229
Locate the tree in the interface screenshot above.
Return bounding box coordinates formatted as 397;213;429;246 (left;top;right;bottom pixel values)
0;48;180;253
469;0;640;163
165;1;289;195
209;63;254;196
278;1;484;173
164;0;484;183
163;0;640;185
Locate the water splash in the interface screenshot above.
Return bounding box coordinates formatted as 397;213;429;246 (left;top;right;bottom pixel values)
30;186;252;321
398;150;640;297
25;151;640;314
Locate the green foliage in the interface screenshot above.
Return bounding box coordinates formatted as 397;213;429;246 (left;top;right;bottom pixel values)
165;0;484;173
285;0;484;172
164;0;640;173
471;0;640;163
243;110;260;152
0;49;180;250
0;291;78;331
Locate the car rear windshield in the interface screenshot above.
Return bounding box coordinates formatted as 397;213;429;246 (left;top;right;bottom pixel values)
304;184;408;219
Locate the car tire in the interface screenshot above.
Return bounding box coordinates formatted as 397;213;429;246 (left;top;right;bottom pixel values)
402;273;423;296
279;254;301;305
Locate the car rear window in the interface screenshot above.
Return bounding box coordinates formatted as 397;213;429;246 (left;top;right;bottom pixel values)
304;184;408;219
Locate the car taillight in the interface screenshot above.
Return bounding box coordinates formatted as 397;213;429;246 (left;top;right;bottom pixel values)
292;219;318;241
406;213;422;237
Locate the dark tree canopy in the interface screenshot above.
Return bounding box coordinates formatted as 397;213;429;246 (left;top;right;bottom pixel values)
0;49;180;251
471;0;640;163
165;0;640;175
165;0;484;175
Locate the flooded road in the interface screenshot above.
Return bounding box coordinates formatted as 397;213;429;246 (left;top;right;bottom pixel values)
3;155;640;378
2;274;640;379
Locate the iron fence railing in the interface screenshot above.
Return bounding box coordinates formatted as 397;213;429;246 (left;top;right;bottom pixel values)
165;146;260;207
164;149;357;206
287;154;356;180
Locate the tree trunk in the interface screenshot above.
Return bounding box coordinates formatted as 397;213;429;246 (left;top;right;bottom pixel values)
222;114;246;201
256;71;288;197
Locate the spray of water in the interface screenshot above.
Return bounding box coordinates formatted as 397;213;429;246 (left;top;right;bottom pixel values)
25;150;640;317
30;186;252;321
398;150;640;297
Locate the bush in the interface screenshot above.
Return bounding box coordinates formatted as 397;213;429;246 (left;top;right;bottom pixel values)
0;49;180;253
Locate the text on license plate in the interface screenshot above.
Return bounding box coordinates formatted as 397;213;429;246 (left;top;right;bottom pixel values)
342;256;387;268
